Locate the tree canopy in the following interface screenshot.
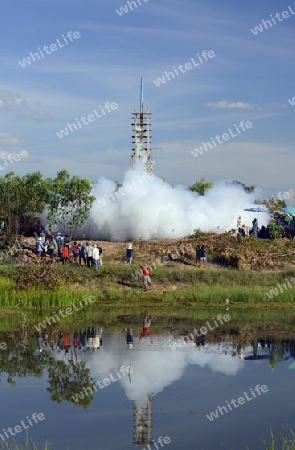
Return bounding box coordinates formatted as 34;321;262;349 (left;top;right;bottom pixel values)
0;170;95;237
232;180;256;193
188;177;213;196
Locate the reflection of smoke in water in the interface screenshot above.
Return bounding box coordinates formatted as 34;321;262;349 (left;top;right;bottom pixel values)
49;334;244;407
86;161;269;241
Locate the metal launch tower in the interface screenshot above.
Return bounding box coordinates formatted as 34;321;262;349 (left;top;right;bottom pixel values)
131;78;153;174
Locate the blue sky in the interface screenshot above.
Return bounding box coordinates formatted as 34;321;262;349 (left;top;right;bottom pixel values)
1;0;294;197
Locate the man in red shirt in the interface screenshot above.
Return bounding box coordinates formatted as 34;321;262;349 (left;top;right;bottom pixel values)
139;263;152;291
139;314;153;343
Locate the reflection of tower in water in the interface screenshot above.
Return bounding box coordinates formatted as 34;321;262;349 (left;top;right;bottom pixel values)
133;393;154;448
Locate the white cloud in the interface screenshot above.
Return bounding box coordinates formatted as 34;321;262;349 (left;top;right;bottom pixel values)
0;133;23;145
0;150;9;158
0;150;28;159
205;101;256;110
19;149;29;159
0;91;26;109
15;109;53;121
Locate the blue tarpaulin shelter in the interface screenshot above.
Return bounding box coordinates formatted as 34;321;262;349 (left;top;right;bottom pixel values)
281;207;295;217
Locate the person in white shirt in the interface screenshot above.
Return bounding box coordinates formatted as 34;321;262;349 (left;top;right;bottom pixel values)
92;245;100;271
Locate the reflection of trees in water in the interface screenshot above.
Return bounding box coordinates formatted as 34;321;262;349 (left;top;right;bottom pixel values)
174;324;295;369
0;324;95;408
1;320;295;408
0;341;95;407
0;335;44;385
46;358;95;409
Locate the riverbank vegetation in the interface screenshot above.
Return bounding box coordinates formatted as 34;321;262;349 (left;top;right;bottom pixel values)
0;261;294;311
1;428;295;450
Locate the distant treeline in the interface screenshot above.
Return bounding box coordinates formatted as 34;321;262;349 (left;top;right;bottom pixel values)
0;170;95;237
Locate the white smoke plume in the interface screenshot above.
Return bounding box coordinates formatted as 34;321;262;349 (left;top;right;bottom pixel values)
85;161;269;241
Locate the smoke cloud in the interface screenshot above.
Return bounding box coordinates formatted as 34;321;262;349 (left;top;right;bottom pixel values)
85;161;269;241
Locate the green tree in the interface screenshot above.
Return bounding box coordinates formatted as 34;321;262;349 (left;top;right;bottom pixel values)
257;196;287;213
47;170;95;239
188;177;213;196
233;180;256;193
114;180;122;191
269;345;285;370
0;172;49;235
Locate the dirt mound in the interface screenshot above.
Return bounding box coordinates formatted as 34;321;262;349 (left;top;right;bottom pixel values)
1;232;295;270
15;265;78;290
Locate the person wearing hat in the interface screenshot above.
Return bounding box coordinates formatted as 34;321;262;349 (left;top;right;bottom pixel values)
237;215;244;237
125;243;133;265
126;327;134;349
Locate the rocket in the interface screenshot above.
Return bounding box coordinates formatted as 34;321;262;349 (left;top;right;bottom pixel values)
140;77;144;113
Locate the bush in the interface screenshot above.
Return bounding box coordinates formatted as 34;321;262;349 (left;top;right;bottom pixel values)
268;219;285;239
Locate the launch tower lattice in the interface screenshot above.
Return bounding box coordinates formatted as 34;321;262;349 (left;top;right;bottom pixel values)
131;78;153;174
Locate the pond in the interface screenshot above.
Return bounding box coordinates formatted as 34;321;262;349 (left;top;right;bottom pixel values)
0;311;295;450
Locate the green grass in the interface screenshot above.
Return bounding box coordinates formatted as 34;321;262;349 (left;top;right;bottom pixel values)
0;436;50;450
0;263;294;310
262;428;295;450
2;428;295;450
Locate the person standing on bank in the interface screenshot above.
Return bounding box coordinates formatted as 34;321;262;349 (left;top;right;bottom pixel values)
125;243;133;265
139;263;152;291
195;246;201;267
200;245;207;268
97;243;103;267
36;237;44;263
92;245;100;271
78;242;86;265
85;242;93;267
48;235;57;263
